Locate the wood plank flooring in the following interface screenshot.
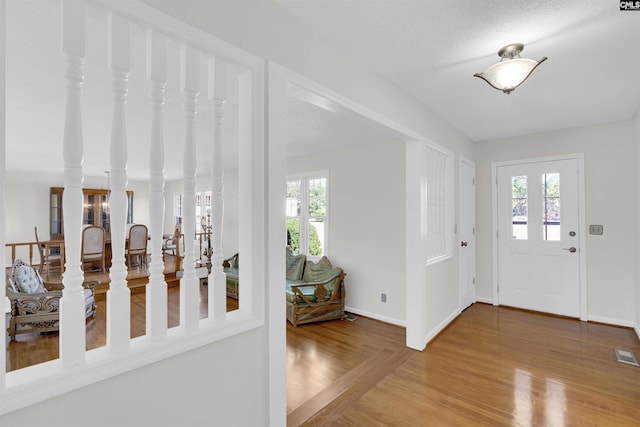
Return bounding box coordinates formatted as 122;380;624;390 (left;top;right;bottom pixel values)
287;304;640;426
6;281;238;371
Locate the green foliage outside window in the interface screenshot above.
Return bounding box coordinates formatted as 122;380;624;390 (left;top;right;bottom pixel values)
287;218;322;256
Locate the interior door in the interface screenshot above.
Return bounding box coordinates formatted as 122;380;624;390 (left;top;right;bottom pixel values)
459;158;476;310
496;158;581;317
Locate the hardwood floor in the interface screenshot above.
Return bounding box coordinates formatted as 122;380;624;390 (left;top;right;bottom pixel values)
287;303;640;426
6;280;239;371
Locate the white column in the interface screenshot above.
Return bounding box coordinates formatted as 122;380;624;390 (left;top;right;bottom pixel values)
106;12;130;355
180;45;200;332
146;30;168;342
0;0;7;393
208;58;226;324
267;65;288;427
60;0;87;367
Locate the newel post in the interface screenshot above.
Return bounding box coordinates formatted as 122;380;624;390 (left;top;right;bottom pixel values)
180;45;200;332
208;57;227;324
107;12;131;355
60;0;87;367
146;30;168;342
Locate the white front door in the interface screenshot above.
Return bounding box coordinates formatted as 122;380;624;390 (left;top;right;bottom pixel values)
459;158;476;310
496;158;581;317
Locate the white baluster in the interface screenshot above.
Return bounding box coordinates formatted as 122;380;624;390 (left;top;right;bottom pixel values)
181;45;200;332
107;12;130;355
208;58;227;324
146;30;168;342
60;0;87;367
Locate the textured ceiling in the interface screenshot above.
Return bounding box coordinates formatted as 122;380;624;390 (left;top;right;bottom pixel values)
7;1;640;181
277;0;640;142
7;0;399;181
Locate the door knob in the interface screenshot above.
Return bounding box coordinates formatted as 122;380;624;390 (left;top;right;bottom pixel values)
563;247;577;253
461;241;468;247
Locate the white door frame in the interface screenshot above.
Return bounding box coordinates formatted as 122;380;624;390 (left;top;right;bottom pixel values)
458;157;476;311
491;153;588;321
268;62;429;424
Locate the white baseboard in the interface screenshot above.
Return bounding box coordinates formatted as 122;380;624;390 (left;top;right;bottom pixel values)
345;306;406;327
587;315;636;328
475;296;493;305
635;325;640;342
424;307;460;347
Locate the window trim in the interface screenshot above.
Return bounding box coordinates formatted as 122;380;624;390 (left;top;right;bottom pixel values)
425;143;454;266
286;170;329;261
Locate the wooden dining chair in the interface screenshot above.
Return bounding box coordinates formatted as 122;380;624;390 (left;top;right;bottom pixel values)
34;226;63;277
127;224;149;268
81;225;106;273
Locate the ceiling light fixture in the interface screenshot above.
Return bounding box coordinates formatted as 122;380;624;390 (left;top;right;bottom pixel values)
474;43;547;94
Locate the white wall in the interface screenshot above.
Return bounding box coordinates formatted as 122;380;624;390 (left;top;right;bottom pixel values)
138;0;474;345
0;328;268;427
633;109;640;337
476;120;637;325
287;140;406;324
425;258;459;331
1;0;475;424
286;140;463;335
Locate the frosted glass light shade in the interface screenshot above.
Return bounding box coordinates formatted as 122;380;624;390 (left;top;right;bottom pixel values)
474;43;547;94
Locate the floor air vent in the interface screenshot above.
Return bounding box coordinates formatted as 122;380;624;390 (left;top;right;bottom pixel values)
615;349;639;366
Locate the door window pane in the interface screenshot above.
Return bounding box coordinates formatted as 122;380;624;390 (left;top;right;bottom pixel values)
542;173;560;241
512;176;528;240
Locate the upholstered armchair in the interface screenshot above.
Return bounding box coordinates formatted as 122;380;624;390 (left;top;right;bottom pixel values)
6;259;97;339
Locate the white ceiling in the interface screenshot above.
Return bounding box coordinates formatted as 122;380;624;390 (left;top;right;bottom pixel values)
6;1;640;181
277;0;640;142
6;0;399;181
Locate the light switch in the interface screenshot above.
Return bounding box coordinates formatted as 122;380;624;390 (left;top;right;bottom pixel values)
589;224;603;235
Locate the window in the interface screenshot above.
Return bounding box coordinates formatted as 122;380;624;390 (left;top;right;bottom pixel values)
512;175;528;240
425;145;453;264
174;192;183;226
174;190;212;240
510;173;561;241
542;173;560;241
286;172;328;258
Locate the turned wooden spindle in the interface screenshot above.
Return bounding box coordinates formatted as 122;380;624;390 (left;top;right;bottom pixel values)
146;29;168;342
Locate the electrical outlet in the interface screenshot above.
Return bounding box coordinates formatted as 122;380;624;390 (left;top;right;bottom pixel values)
381;293;387;303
